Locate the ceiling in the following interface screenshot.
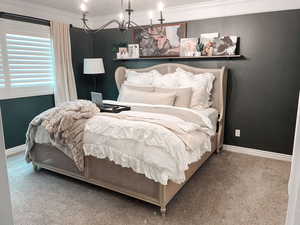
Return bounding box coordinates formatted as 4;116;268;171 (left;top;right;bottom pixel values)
18;0;211;16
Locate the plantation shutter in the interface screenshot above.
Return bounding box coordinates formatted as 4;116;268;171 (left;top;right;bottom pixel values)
0;19;54;99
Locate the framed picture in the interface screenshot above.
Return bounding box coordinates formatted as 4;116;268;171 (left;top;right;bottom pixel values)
133;22;187;57
128;44;140;58
200;33;219;56
180;38;198;57
213;36;238;56
117;47;129;59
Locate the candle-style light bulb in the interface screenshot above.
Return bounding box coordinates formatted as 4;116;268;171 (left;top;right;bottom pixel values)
80;3;88;12
148;11;153;19
158;2;164;12
119;12;124;21
149;11;153;26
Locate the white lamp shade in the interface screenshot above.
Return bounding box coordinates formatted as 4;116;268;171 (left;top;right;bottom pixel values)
84;58;105;74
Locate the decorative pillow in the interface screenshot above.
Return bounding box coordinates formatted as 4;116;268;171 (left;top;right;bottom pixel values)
155;87;193;108
189;73;215;107
118;84;154;101
125;69;161;86
152;72;179;88
118;88;176;106
176;68;215;108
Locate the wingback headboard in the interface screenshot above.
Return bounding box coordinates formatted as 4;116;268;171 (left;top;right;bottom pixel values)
115;63;228;150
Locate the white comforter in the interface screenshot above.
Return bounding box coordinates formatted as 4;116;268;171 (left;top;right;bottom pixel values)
83;100;218;185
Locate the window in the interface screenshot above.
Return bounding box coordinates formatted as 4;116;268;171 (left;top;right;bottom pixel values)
0;19;54;99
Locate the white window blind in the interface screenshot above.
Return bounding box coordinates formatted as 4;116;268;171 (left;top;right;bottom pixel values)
0;19;54;100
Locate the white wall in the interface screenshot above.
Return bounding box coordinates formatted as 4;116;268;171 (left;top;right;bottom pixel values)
0;109;14;225
1;0;300;29
91;0;300;28
0;0;84;28
285;93;300;225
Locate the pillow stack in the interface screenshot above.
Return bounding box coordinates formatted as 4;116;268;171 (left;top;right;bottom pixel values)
118;68;215;108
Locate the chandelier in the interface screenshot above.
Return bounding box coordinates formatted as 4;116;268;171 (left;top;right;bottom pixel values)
80;0;166;36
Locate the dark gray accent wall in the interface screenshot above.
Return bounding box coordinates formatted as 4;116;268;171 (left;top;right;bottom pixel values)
0;95;55;149
92;9;300;155
70;27;95;100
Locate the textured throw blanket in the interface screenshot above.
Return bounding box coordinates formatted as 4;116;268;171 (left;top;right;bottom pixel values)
25;100;100;171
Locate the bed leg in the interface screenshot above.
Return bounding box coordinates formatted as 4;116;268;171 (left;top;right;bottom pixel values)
160;206;167;217
33;163;41;172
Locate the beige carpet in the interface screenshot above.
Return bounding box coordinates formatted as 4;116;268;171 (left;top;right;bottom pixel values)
7;151;290;225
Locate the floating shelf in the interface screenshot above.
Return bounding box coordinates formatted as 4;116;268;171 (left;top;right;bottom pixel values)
114;55;243;61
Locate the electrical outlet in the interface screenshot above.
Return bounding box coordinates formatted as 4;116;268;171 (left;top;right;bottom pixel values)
235;129;241;137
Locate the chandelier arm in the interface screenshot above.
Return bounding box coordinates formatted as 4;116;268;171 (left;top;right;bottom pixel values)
82;16;122;33
93;19;123;33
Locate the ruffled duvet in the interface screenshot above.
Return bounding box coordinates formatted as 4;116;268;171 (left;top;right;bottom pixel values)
83;101;217;185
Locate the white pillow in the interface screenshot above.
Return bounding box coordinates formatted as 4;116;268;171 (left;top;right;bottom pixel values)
152;72;179;88
176;68;215;108
118;84;154;101
155;87;192;108
118;88;176;106
125;69;161;86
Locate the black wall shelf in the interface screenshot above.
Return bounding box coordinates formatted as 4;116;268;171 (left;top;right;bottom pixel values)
114;55;243;61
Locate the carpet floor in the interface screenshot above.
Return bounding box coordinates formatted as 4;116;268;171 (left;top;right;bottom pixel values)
7;151;290;225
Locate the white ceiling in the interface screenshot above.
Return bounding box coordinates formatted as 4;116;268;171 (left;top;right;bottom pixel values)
19;0;211;16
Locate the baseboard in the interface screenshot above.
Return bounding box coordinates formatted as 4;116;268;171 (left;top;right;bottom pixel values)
223;145;292;162
6;144;25;157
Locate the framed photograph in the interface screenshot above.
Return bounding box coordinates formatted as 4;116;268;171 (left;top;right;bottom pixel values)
180;38;198;57
117;47;129;59
200;33;219;56
133;22;187;57
128;44;140;58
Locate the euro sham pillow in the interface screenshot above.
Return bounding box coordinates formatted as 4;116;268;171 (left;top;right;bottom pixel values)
176;68;215;108
152;72;179;88
155;87;193;108
125;69;161;86
118;88;176;106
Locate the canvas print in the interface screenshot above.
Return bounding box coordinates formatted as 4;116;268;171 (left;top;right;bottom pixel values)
133;23;187;57
213;36;238;56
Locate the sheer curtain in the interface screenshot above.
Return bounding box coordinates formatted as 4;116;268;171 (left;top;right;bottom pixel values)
286;93;300;225
50;21;77;105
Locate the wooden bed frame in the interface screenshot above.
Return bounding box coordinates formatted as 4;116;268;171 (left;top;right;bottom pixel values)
30;63;228;216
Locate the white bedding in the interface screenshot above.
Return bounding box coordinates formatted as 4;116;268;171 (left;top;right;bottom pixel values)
34;100;218;185
83;100;218;185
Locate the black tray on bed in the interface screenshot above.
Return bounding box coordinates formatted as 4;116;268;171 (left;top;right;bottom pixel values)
99;104;131;113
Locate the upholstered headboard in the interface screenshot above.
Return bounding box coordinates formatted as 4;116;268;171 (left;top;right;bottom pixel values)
115;63;228;150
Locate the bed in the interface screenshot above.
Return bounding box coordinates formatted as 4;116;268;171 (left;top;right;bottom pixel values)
26;63;228;216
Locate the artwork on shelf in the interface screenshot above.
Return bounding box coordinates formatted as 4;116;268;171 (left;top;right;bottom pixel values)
117;47;129;59
200;32;219;56
213;36;238;56
128;44;140;58
180;38;204;57
133;22;187;57
200;34;238;56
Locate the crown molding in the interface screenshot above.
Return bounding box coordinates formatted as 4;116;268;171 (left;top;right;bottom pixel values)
91;0;300;29
0;0;85;28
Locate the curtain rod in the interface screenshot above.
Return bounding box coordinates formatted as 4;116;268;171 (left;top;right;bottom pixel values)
0;12;73;27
